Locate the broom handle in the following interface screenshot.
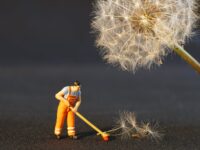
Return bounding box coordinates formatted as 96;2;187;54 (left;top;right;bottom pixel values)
173;44;200;74
69;107;105;136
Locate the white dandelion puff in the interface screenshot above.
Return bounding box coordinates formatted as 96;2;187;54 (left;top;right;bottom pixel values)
92;0;200;72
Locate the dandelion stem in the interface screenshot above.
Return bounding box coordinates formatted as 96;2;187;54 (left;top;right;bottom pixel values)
173;44;200;74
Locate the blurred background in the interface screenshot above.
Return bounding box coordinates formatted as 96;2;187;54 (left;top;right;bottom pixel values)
0;0;200;149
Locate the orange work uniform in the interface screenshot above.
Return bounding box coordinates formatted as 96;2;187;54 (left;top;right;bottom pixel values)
54;86;81;136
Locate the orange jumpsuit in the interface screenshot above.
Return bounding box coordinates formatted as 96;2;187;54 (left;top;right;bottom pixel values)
54;86;80;136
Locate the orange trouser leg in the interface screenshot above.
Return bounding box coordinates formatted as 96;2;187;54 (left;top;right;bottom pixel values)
54;102;67;135
67;110;76;136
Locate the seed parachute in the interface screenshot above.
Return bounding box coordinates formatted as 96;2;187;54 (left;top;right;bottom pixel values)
103;112;163;140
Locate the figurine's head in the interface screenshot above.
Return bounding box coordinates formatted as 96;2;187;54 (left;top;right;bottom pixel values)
73;80;81;87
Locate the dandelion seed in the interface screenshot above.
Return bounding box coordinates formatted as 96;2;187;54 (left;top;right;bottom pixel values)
107;111;163;140
141;122;163;141
124;112;137;128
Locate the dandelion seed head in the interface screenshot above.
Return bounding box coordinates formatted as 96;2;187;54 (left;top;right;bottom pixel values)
92;0;198;72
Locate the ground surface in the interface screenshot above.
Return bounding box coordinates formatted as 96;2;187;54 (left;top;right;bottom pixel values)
0;63;200;150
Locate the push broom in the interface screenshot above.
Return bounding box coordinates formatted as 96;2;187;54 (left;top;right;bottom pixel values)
69;107;109;141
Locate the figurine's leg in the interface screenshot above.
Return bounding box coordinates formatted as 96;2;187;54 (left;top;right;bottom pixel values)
54;102;67;136
67;109;76;136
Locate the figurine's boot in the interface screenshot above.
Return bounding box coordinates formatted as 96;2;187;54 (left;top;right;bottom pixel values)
69;135;78;140
54;101;67;138
67;109;76;138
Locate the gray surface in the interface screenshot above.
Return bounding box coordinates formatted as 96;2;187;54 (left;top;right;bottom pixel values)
0;63;200;150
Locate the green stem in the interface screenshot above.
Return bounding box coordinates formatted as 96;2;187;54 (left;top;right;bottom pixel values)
173;44;200;74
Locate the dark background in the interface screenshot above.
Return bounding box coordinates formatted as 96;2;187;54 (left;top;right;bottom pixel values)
0;1;200;150
0;0;199;64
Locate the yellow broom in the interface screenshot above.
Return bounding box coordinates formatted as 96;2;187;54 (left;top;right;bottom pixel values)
69;107;109;141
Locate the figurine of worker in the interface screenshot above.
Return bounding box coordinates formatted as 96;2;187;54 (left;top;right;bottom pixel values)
54;80;81;140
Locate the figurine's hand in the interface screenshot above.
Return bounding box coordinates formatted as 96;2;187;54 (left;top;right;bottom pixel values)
63;100;70;107
70;107;77;113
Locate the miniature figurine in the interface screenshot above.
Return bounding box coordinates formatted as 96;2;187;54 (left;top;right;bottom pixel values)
54;80;81;140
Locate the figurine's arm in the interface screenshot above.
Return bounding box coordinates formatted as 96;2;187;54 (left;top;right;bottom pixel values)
73;97;81;112
55;91;70;107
